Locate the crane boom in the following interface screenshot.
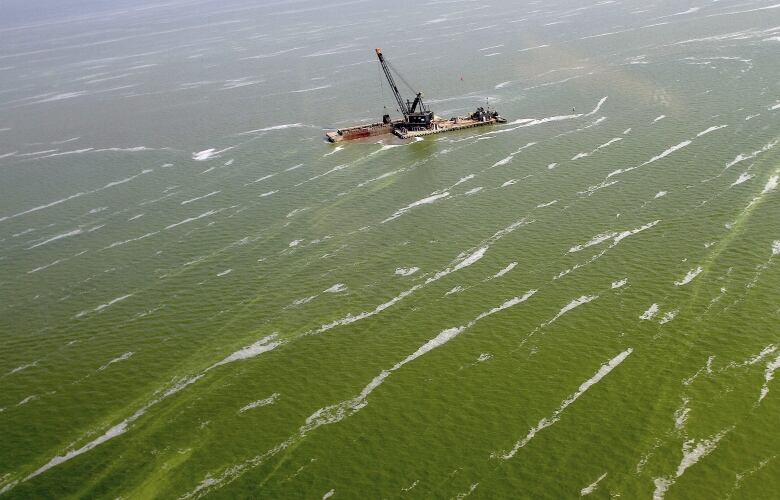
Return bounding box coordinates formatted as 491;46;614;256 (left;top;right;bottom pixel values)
375;48;409;117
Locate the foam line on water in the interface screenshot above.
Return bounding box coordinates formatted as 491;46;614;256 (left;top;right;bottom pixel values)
104;231;159;250
192;147;233;161
5;361;38;376
181;191;220;205
730;172;753;187
208;335;283;371
28;147;166;161
237;123;304;135
659;310;678;324
185;290;537;498
556;221;660;280
696;124;727;137
19;334;286;484
674;267;703;286
239;393;279;413
395;267;419;277
382;192;450;223
499;348;633;459
568;232;616;253
165;209;221;230
323;146;343;157
26;229;82;249
315;218;531;335
706;3;780;17
581;473;608;496
724;140;778;170
492;262;517;279
1;168;153;223
759;353;780;402
97;352;134;371
612;278;628;289
608;140;692;178
24;374;205;482
542;295;598;327
9;222;528;492
488;142;536;168
491;97;607;135
641;303;659;320
27;258;64;274
762;175;778;194
652;429;730;499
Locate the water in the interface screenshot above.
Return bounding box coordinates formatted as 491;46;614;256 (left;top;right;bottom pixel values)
1;0;779;497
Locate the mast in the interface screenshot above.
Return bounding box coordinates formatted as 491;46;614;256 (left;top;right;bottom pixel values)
375;48;409;118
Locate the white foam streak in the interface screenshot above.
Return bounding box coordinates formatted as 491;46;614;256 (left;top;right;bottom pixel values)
316;247;489;334
324;283;347;293
653;430;729;499
95;294;133;313
181;191;220;204
731;172;753;187
239;393;279;413
674;267;703;286
27;259;63;274
660;310;678;324
759;353;780;402
98;352;134;371
26;374;204;481
725;141;778;170
772;240;780;256
208;335;282;371
104;231;159;249
762;175;778;194
543;295;598;326
608;141;692;178
612;278;628;289
192;147;232;161
500;348;632;459
585;96;609;116
238;123;303;135
581;473;608;496
165;209;220;230
640;303;659;320
493;262;517;279
382;192;450;223
395;267;419;277
27;229;82;249
696;124;727;137
568;232;616;253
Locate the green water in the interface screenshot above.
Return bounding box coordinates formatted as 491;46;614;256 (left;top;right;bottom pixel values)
1;0;779;498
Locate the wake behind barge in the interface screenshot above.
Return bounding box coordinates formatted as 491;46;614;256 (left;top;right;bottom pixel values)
326;49;506;143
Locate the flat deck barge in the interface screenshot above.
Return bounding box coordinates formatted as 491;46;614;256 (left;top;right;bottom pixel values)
325;48;506;144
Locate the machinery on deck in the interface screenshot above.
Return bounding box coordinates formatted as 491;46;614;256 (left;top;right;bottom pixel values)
325;49;506;143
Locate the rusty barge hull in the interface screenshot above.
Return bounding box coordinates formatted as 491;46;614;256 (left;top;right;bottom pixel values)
325;121;397;143
325;117;500;143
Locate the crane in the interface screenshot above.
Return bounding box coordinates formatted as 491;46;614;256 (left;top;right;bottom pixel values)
375;48;433;129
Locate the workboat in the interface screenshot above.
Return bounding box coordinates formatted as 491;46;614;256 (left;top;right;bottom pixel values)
325;49;506;143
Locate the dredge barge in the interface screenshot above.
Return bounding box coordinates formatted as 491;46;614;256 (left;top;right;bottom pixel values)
325;49;506;143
